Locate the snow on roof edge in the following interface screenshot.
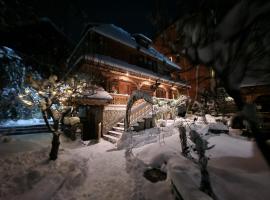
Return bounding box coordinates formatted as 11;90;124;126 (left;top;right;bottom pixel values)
74;54;188;87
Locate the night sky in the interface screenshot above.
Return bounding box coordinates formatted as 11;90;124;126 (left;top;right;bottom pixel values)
26;0;178;41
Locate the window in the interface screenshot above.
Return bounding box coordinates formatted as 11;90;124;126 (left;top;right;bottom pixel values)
211;69;215;78
152;61;157;72
156;88;166;98
136;55;145;67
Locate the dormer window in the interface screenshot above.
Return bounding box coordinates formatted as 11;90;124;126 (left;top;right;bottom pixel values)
133;33;152;48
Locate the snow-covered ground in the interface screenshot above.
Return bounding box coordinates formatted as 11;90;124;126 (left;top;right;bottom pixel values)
0;119;269;200
0;118;48;127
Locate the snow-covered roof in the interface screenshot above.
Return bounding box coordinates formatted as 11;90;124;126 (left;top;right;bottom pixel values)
240;72;270;87
74;54;187;87
82;87;112;100
89;24;181;70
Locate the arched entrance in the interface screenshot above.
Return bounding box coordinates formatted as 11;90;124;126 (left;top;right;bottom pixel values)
124;90;154;131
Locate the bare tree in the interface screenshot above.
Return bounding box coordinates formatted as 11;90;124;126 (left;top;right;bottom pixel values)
156;0;270;164
19;74;94;160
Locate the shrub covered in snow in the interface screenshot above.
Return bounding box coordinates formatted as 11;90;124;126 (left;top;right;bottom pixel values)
0;46;41;121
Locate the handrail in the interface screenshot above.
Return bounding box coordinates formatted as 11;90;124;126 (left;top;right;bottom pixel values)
103;101;152;134
103;100;151;134
130;102;152;125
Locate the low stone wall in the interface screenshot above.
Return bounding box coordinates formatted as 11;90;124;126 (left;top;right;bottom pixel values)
102;105;126;134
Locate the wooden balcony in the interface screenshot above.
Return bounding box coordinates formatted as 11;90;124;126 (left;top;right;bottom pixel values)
109;93;148;105
109;93;129;105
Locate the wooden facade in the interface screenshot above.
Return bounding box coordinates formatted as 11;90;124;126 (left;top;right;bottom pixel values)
154;23;213;100
241;84;270;110
68;24;188;104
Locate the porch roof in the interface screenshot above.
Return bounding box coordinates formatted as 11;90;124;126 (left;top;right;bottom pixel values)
72;87;112;105
82;88;113;100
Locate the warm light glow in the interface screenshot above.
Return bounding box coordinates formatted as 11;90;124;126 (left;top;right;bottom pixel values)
21;99;33;106
225;96;234;102
158;84;166;89
18;93;34;107
171;86;177;91
126;72;129;76
141;81;151;86
38;91;45;96
211;69;215;78
25;88;30;94
67;89;73;94
119;76;131;82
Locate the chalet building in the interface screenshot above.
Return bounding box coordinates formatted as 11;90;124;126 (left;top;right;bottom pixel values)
66;23;188;142
153;23;214;100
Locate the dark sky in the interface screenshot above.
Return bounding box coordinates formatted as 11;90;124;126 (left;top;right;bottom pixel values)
3;0;244;42
27;0;176;41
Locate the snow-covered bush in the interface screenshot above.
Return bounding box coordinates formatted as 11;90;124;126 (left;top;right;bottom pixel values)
0;46;41;121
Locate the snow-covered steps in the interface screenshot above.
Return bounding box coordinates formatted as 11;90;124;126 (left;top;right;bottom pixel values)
103;134;118;143
117;122;124;128
0;124;50;135
103;122;124;143
108;130;123;138
103;129;123;143
112;126;124;132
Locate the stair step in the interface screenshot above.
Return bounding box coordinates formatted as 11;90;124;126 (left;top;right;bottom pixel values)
108;130;123;138
103;134;118;143
113;126;124;132
117;122;124;127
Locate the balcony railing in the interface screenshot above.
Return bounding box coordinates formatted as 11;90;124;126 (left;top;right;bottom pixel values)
109;93;130;105
109;93;150;105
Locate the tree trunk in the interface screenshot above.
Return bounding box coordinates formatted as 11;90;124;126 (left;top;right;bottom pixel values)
179;126;188;156
49;134;60;160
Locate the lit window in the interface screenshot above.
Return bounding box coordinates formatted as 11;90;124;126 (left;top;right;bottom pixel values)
211;69;215;78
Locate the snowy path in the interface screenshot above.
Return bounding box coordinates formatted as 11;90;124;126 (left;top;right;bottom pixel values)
0;132;175;200
0;126;269;200
58;139;174;200
67;140;135;200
